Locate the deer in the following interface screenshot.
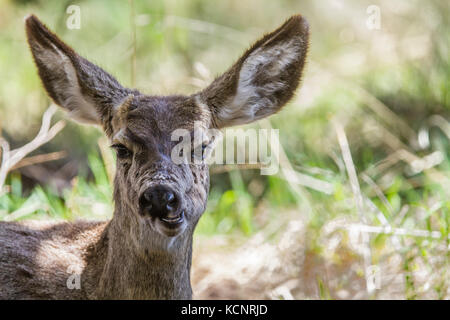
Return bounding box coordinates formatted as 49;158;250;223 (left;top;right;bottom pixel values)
0;14;309;299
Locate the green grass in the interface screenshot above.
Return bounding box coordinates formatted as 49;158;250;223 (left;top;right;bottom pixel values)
0;151;114;222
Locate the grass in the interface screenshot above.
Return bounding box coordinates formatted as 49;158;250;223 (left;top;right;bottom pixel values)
0;152;113;221
0;0;449;299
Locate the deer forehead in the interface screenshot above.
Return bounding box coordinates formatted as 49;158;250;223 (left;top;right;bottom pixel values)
111;95;212;143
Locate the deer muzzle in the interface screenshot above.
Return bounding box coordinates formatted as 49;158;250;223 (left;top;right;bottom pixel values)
139;185;187;236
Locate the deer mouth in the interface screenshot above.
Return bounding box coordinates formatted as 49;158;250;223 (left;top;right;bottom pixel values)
160;211;185;226
155;211;186;237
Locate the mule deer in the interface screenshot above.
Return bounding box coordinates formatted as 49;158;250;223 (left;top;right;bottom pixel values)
0;14;309;299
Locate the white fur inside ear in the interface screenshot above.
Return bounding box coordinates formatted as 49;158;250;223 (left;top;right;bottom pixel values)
220;39;300;125
33;42;100;124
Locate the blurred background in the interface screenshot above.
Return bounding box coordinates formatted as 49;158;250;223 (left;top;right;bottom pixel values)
0;0;448;299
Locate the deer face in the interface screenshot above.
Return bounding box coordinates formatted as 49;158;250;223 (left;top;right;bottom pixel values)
25;14;309;238
109;95;212;237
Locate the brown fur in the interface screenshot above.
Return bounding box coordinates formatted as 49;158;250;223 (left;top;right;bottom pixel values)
0;14;309;299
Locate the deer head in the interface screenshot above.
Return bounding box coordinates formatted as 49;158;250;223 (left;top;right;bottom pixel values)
25;14;309;251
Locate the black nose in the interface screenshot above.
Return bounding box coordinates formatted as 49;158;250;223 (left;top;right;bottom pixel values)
139;185;180;218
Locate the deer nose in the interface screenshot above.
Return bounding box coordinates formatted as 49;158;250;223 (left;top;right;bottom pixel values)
139;185;180;218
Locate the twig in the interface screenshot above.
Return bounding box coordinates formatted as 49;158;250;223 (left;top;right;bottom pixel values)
334;119;374;296
10;151;67;170
210;163;263;174
129;0;137;87
334;120;366;222
366;121;449;190
98;136;116;184
310;60;418;145
348;224;448;240
363;196;390;227
361;173;394;215
418;115;450;149
163;15;250;45
281;168;334;195
0;105;65;193
428;115;450;139
350;84;418;146
259;119;314;218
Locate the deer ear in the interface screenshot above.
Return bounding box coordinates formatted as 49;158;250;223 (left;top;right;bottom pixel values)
196;15;309;128
25;15;130;132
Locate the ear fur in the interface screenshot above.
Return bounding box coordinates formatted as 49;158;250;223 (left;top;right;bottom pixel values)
25;15;133;133
197;15;309;128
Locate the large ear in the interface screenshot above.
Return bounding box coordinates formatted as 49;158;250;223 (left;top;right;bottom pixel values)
25;15;132;134
196;15;309;128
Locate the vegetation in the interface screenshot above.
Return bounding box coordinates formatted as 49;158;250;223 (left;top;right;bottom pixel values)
0;0;448;299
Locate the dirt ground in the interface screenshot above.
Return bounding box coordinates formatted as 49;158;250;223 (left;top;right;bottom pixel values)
191;215;449;300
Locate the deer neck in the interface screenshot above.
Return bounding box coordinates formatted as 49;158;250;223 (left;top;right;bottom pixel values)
85;201;194;299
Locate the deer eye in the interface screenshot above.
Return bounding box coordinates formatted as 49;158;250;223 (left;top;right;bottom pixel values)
201;143;208;159
111;144;132;159
190;143;210;162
